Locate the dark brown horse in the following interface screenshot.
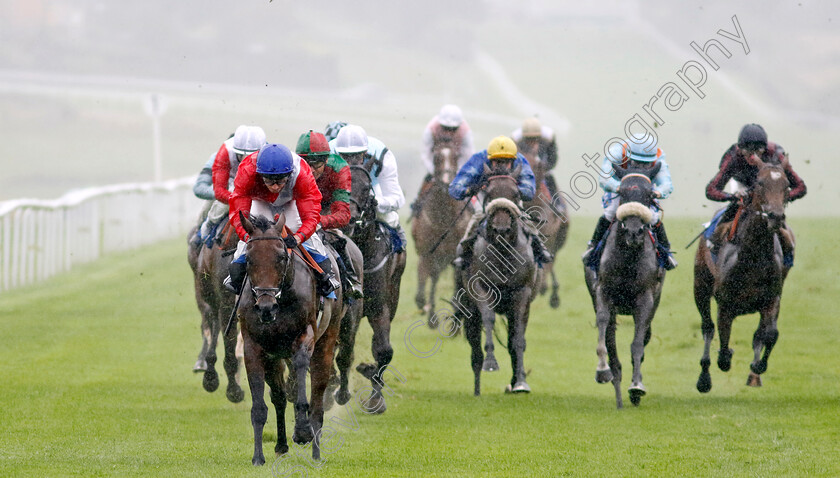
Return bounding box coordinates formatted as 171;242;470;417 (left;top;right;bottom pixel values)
584;163;665;408
519;140;569;309
188;221;244;403
455;166;538;395
237;213;343;465
343;163;407;413
695;159;792;392
412;144;471;324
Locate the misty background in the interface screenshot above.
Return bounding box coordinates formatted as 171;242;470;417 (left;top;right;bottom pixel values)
2;0;838;218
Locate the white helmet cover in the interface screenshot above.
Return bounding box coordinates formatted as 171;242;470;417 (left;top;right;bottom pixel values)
232;125;267;154
334;124;369;154
438;104;463;128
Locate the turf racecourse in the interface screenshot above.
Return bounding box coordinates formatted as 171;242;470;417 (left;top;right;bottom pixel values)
1;217;837;477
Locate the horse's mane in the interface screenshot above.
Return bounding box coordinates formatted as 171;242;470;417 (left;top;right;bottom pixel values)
616;202;653;223
485;198;521;217
249;215;275;232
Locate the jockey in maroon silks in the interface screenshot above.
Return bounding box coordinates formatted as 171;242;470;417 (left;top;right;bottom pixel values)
704;123;807;266
295;130;363;299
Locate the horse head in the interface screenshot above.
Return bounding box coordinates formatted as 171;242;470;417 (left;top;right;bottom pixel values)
613;163;660;250
240;211;292;323
482;162;522;204
749;158;789;232
432;145;458;186
345;163;378;240
484;198;521;245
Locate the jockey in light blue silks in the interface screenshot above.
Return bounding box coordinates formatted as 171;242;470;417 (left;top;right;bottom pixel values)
582;135;677;270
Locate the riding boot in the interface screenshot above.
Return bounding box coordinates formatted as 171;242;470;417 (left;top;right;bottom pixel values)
582;215;611;263
336;249;364;299
530;235;553;265
315;258;341;297
224;260;246;294
453;234;477;271
652;221;678;270
410;174;434;218
778;224;795;267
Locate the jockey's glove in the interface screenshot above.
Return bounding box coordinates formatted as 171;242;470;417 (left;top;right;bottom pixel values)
283;234;299;249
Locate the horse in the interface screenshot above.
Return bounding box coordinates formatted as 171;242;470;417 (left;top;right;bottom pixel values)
343;162;407;413
237;212;343;465
188;220;244;403
455;164;538;395
694;158;792;392
518;139;569;309
584;162;665;409
412;144;471;325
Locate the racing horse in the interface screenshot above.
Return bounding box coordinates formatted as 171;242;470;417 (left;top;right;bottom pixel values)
188;221;244;403
519;140;568;309
344;163;407;413
455;164;538;395
694;158;792;392
412;144;471;324
237;212;343;465
584;163;666;408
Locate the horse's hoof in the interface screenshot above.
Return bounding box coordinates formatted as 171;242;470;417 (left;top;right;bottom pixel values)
596;369;613;384
356;363;378;380
628;386;646;406
511;381;531;393
549;294;560;309
275;442;289;456
750;360;767;375
361;393;387;414
193;359;208;373
335;388;352;406
202;369;219;392
293;425;314;445
746;372;762;387
696;371;712;393
226;384;245;403
252;455;265;466
414;295;425;311
717;348;733;372
482;357;499;372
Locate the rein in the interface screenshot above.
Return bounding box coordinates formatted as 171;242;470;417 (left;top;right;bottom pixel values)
247;235;293;300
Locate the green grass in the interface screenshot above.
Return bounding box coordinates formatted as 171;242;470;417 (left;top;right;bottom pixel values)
0;217;837;477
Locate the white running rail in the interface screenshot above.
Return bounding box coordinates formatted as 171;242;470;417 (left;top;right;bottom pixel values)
0;177;202;292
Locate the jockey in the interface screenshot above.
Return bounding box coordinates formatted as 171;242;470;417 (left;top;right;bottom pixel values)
224;143;340;297
295;130;363;299
329;124;407;250
411;104;474;217
323;121;347;142
582;136;677;270
705;123;806;265
511;117;560;198
449;135;553;270
195;125;266;246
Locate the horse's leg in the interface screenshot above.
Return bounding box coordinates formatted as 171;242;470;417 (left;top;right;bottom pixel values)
334;302;361;406
291;333;315;445
427;265;441;326
364;306;393;414
628;291;655;406
194;306;211;373
748;296;781;386
464;313;483;396
202;289;221;393
309;323;339;461
265;357;289;457
507;288;532;393
549;264;561;309
480;305;499;372
221;303;244;403
243;338;268;466
695;244;716;392
605;312;623;409
594;288;614;384
717;308;736;372
415;253;430;314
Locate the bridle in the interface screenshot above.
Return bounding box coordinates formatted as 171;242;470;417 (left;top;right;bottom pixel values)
246;235;292;300
348;165;377;230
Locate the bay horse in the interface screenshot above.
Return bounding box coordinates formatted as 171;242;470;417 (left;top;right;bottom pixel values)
519;140;569;309
188;221;244;403
237;212;343;465
412;144;471;324
455;164;538;395
343;163;407;413
584;163;665;408
694;158;792;392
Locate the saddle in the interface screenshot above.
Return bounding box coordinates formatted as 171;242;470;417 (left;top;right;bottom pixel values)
586;223;667;273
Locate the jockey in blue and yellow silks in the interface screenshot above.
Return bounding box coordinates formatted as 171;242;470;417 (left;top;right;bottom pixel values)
449;135;552;270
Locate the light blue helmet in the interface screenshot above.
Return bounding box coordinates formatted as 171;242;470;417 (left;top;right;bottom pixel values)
256;144;294;175
626;135;660;162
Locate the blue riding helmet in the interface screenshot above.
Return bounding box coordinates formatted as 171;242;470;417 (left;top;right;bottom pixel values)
256;144;294;175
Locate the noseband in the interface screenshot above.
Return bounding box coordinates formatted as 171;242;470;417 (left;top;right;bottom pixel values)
247;235;292;300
